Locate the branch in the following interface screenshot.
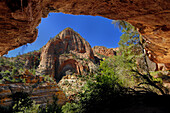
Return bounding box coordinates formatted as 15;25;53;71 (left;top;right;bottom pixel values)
132;69;165;95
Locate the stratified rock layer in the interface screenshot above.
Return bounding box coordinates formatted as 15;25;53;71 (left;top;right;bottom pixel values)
37;28;96;81
0;74;67;107
0;0;170;64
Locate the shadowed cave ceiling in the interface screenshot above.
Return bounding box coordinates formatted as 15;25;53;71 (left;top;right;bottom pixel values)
0;0;170;65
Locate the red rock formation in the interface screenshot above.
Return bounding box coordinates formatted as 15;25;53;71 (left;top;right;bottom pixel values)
37;28;96;81
165;64;170;70
0;74;67;107
157;63;170;71
93;46;117;59
0;0;169;64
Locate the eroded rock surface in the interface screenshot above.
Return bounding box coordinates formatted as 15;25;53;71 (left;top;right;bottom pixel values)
37;28;96;81
0;74;67;107
93;46;117;59
0;0;169;64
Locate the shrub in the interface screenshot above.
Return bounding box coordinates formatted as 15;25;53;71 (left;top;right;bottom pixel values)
11;67;17;76
62;102;79;113
61;58;134;113
10;92;33;112
38;95;61;113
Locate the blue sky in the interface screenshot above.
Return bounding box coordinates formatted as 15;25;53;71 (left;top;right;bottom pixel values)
6;13;122;57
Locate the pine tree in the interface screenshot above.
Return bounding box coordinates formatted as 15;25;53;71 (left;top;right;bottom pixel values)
113;20;165;95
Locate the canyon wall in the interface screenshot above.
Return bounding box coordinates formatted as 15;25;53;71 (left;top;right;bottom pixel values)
0;0;170;64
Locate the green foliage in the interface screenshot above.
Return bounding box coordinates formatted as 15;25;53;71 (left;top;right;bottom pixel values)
100;57;136;87
61;21;167;112
13;57;25;70
2;70;11;76
113;20;165;95
0;50;42;84
83;58;89;62
61;58;135;113
0;93;61;113
111;21;143;87
117;21;142;61
0;70;24;83
62;102;79;113
61;23;142;111
38;95;61;113
29;68;36;76
41;75;55;82
11;67;18;76
10;92;33;113
0;57;5;66
20;101;40;113
0;92;40;113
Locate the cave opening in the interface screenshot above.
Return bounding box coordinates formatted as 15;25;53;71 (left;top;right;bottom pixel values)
6;12;122;57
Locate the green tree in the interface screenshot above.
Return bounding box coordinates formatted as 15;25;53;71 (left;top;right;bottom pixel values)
61;59;135;113
113;20;165;95
0;57;5;66
11;67;17;76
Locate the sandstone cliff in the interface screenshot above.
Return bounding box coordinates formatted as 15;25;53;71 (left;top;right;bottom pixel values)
0;73;67;107
37;28;96;81
0;28;98;107
93;46;117;59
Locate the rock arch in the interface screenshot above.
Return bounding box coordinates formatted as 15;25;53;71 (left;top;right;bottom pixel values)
0;0;170;64
57;59;81;81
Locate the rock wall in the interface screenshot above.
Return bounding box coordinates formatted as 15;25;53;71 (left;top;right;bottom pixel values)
93;46;117;59
37;28;96;81
0;74;67;107
0;0;170;64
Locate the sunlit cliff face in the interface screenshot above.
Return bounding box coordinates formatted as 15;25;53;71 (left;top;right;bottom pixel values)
37;28;96;81
0;0;170;65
